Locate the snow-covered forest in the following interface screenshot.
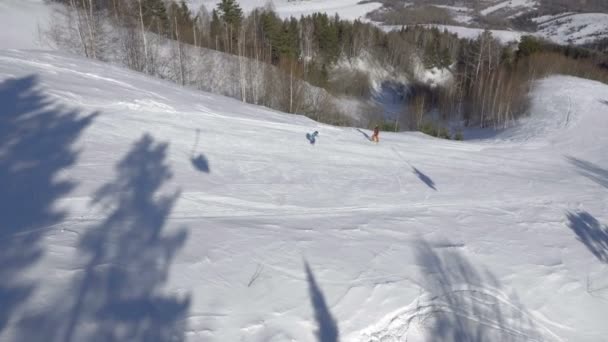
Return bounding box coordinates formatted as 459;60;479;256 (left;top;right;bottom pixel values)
42;0;608;134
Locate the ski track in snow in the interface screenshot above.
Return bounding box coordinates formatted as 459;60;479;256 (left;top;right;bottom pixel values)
353;286;565;342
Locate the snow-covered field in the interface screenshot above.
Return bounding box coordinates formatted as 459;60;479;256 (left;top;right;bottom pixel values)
381;24;524;44
534;13;608;45
480;0;538;17
384;16;608;46
186;0;382;20
375;1;606;46
429;25;524;44
1;44;608;342
434;4;475;24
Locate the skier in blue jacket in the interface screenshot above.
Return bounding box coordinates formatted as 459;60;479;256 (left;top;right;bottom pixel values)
306;131;319;144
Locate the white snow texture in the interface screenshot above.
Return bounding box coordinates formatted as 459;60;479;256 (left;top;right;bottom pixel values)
1;1;608;342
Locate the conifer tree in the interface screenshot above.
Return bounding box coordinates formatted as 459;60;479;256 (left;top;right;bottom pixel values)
142;0;169;34
216;0;243;53
216;0;243;27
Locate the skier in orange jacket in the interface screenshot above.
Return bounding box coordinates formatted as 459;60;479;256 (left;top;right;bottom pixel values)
371;126;380;143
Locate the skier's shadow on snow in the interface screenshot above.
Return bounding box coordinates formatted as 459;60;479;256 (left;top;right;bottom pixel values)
600;99;608;106
16;134;191;341
412;166;437;190
391;147;437;191
567;156;608;189
189;128;210;173
0;75;97;335
566;211;608;263
191;154;210;173
356;128;372;141
415;239;540;341
305;261;339;342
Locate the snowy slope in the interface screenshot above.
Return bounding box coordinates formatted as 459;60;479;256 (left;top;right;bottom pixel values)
496;76;607;148
1;48;608;342
432;24;524;43
382;24;524;44
0;0;55;50
399;17;608;46
434;4;475;24
535;13;608;45
186;0;382;20
480;0;538;17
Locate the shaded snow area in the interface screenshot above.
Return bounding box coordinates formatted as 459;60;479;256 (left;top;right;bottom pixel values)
335;53;408;95
333;53;409;121
1;48;608;342
186;0;382;20
534;13;608;45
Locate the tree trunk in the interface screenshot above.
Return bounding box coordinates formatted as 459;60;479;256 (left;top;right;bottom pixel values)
138;0;148;74
175;15;185;86
289;60;294;113
83;0;97;59
70;0;89;57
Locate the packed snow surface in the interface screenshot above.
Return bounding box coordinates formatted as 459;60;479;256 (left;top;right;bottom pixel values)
0;0;55;50
1;48;608;342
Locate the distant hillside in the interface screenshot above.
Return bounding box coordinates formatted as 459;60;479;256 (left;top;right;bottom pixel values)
534;13;608;45
370;0;608;46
